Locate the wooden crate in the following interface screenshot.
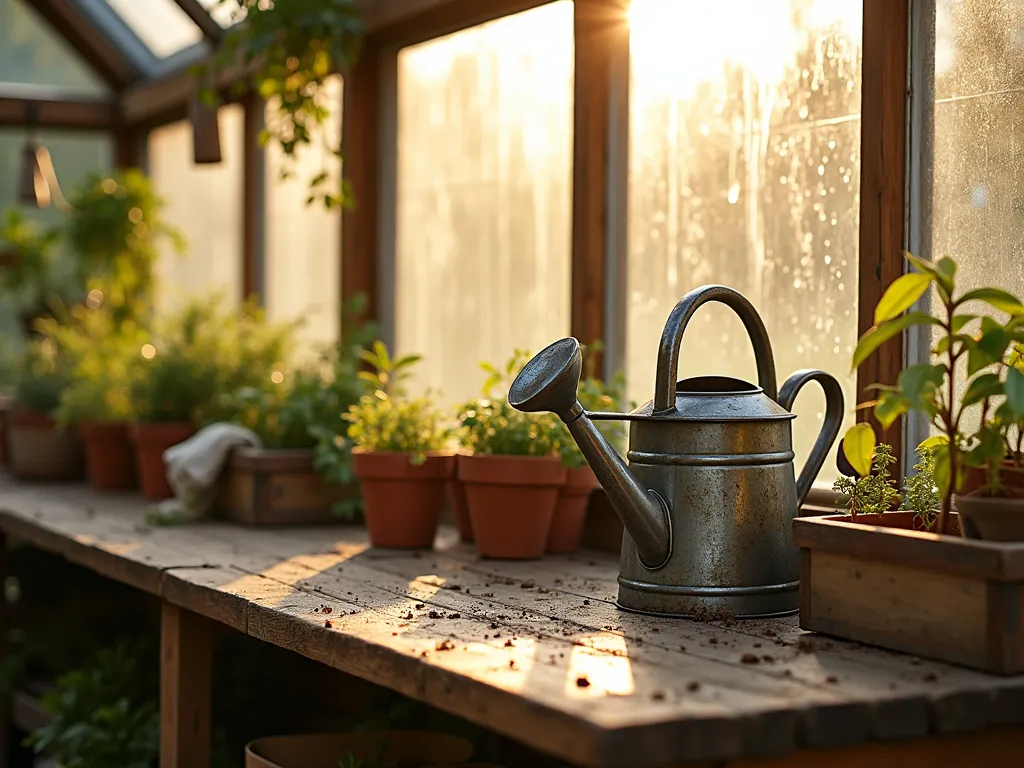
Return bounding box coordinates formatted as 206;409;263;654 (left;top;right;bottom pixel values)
794;511;1024;674
217;448;357;525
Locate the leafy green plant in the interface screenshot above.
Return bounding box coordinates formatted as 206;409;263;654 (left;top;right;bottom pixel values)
201;0;364;209
844;254;1024;533
458;351;562;458
35;296;148;425
344;342;450;461
902;443;941;530
0;208;64;321
12;337;71;414
65;170;184;325
132;294;295;424
832;443;900;517
26;641;159;768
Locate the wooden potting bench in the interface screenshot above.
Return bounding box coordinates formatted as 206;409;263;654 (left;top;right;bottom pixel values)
3;479;1024;768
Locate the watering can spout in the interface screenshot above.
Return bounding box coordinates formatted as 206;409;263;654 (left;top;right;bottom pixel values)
509;339;672;569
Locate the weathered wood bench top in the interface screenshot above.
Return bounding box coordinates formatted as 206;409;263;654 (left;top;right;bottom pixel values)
4;479;1024;768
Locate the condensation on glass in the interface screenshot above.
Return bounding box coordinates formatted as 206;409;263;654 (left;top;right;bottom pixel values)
395;1;574;403
103;0;204;58
0;0;108;94
918;0;1024;436
148;105;244;316
265;76;342;350
627;0;862;486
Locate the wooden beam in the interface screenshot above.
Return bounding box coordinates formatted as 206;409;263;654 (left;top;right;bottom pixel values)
160;601;212;768
341;40;381;325
571;0;627;371
361;0;555;48
856;0;910;468
242;94;263;303
171;0;223;43
0;94;117;129
25;0;139;87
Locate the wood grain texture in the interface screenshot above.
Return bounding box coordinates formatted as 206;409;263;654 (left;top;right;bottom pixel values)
857;0;910;472
160;602;212;768
6;481;1024;766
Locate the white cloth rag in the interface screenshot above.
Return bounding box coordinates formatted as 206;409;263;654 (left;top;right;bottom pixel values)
148;423;262;525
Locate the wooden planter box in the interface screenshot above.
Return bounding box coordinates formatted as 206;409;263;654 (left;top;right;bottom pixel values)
794;511;1024;674
217;448;357;525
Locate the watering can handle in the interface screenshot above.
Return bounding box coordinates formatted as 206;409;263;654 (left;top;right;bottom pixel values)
654;285;778;413
779;369;845;509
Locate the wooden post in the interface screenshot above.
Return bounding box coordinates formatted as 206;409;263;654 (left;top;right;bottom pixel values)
0;532;8;768
857;0;911;470
160;601;212;768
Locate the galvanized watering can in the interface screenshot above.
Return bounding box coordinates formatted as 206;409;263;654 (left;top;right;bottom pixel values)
509;285;844;619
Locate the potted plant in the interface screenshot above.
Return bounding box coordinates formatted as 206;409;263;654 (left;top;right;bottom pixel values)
793;253;1024;672
40;297;147;491
6;339;83;481
456;352;566;560
130;295;294;501
345;342;454;549
0;208;66;337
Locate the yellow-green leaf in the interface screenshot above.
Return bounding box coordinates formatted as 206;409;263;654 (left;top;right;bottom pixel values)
916;435;949;453
957;287;1024;315
851;312;942;370
843;423;876;478
874;272;934;324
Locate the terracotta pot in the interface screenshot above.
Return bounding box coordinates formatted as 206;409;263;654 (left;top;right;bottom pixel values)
6;410;84;481
547;465;598;553
245;730;473;768
446;479;474;542
130;421;196;501
961;462;1024;495
353;451;455;548
459;454;566;559
80;421;137;491
954;494;1024;541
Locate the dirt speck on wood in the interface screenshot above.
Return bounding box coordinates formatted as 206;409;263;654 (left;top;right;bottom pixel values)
740;653;759;664
576;676;591;688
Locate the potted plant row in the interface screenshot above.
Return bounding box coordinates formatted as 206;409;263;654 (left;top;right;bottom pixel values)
795;253;1024;673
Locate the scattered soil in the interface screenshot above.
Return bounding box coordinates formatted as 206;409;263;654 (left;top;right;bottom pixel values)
324;620;332;629
686;681;700;692
576;676;591;688
436;639;455;651
826;675;839;684
504;639;515;648
740;653;760;664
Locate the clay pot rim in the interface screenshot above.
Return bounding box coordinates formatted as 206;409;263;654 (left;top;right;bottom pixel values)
458;453;566;487
353;450;455;481
7;409;57;428
954;493;1024;506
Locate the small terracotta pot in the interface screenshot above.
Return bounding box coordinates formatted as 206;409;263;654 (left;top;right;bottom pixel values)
446;479;474;542
245;730;473;768
81;421;137;491
954;494;1024;541
961;462;1024;495
459;454;566;559
7;410;85;481
130;421;196;501
353;451;455;548
547;465;598;553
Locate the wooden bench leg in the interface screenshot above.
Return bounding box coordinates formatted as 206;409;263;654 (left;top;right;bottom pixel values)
160;601;212;768
0;532;9;768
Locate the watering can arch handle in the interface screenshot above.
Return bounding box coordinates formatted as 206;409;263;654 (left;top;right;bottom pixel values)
654;285;778;413
779;369;845;508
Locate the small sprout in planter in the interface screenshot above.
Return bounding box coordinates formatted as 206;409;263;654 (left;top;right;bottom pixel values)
832;437;899;518
901;440;942;531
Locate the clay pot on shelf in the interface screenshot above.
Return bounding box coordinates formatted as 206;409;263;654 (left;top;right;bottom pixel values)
80;421;137;491
130;421;196;501
352;451;455;548
245;730;473;768
953;494;1024;541
7;410;84;481
547;465;598;554
459;454;566;559
446;478;474;542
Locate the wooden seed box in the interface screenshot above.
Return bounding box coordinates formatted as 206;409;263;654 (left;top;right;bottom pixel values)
217;447;357;525
794;511;1024;675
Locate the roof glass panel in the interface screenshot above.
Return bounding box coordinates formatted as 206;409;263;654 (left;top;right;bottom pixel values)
200;0;244;27
0;0;109;95
102;0;203;58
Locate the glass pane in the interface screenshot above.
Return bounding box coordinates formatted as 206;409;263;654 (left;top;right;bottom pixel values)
925;0;1024;435
149;105;244;315
627;0;863;487
103;0;203;58
200;0;243;27
395;1;574;402
265;76;342;350
0;130;113;336
0;0;108;95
